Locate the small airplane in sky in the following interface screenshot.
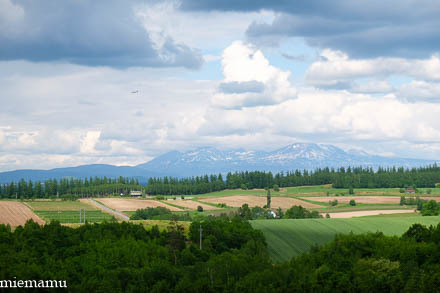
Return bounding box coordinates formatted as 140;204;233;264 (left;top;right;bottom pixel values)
131;90;139;94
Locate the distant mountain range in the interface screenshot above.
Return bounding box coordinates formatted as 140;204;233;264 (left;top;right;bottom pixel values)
0;143;437;183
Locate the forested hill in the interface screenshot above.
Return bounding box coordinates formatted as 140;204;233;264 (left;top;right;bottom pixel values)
0;164;162;184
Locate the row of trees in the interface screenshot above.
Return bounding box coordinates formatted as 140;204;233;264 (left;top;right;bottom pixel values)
0;176;142;199
146;165;440;195
2;218;440;291
2;164;440;198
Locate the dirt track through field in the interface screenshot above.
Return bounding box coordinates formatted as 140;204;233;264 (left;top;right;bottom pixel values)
85;199;129;221
302;196;401;204
0;201;45;226
199;195;322;209
96;198;182;211
328;209;415;218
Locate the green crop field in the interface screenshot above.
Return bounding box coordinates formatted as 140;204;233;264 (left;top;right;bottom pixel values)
36;210;114;224
25;200;96;211
251;216;440;263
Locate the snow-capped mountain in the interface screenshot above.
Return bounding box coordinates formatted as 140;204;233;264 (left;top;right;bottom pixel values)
0;143;436;182
136;143;436;176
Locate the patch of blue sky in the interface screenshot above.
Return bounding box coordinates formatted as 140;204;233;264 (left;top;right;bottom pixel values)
387;75;413;88
262;38;315;84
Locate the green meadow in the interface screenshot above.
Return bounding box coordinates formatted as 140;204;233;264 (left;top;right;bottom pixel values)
251;216;440;262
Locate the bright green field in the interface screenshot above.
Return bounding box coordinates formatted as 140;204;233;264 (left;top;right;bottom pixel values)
36;210;113;224
251;216;440;263
25;200;97;211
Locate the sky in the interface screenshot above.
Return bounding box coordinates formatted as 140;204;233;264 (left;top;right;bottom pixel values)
1;0;440;171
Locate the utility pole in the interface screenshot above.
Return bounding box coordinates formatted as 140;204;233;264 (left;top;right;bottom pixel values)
199;224;202;250
79;209;86;224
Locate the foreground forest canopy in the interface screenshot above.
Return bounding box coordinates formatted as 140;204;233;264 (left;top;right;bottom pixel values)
1;218;440;292
1;165;440;198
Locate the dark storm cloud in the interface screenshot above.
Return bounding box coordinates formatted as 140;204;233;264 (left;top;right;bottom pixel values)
181;0;440;58
219;80;265;94
0;0;203;69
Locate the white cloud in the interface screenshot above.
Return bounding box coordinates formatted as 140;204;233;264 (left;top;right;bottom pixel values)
350;80;393;94
306;49;440;87
398;80;440;101
80;131;101;154
135;2;274;51
201;87;440;150
211;41;297;109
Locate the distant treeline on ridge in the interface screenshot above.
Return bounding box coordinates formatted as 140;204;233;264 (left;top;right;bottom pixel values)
1;165;440;198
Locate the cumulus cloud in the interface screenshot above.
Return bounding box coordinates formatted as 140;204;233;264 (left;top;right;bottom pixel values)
211;41;297;109
0;0;203;69
305;49;440;88
202;88;440;145
350;80;393;94
219;80;265;94
398;81;440;101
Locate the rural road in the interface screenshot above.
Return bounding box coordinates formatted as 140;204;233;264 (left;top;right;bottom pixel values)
86;199;130;221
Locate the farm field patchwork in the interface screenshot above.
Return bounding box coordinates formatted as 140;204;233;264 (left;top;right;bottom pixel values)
251;216;440;262
96;198;183;212
199;195;322;209
285;185;440;196
301;196;401;204
0;201;45;226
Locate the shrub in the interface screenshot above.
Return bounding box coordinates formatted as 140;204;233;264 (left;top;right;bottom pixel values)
273;184;280;192
421;200;440;216
285;205;322;219
130;207;171;220
329;199;338;206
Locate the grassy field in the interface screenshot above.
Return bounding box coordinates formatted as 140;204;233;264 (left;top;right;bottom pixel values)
23;200;113;223
251;216;440;263
36;210;114;223
25;200;97;211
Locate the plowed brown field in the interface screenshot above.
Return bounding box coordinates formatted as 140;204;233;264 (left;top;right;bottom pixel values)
328;209;415;218
199;195;322;209
171;200;219;210
96;198;182;211
0;201;45;226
